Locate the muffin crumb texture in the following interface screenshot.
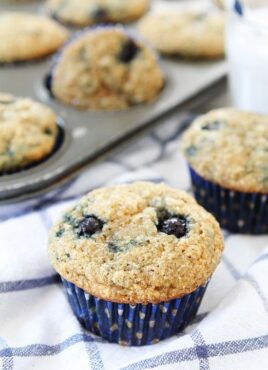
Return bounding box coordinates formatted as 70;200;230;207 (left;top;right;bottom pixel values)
182;108;268;193
49;182;224;304
50;27;164;110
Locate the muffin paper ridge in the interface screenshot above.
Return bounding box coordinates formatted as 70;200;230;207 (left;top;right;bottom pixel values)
61;277;208;346
189;166;268;234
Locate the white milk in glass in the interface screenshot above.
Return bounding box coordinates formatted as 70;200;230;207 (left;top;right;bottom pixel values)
226;7;268;114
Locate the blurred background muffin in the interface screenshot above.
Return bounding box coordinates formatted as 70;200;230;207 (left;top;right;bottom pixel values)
0;12;68;63
182;108;268;234
0;93;59;173
48;27;164;110
46;0;150;27
138;7;225;59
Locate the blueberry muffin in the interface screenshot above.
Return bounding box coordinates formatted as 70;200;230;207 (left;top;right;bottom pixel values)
138;8;225;59
0;12;68;63
46;0;150;27
182;108;268;233
48;181;223;345
0;93;58;173
48;27;164;110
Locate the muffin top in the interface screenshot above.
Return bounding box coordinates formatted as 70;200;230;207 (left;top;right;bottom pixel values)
48;182;223;304
47;0;150;26
182;108;268;193
0;93;58;173
138;8;225;58
0;12;68;63
49;27;164;110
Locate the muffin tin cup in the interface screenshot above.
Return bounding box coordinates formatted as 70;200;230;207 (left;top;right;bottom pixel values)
189;166;268;234
61;277;208;346
0;0;227;203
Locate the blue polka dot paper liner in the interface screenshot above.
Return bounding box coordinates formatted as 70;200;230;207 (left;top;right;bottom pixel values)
189;166;268;234
61;278;208;346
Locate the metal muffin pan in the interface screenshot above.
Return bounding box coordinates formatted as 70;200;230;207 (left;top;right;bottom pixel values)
0;1;227;203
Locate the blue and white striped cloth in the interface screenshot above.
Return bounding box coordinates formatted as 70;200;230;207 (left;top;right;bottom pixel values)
1;112;268;370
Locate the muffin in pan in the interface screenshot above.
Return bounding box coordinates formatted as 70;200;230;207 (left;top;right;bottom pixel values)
46;0;150;27
0;12;68;64
182;108;268;234
138;8;225;59
0;93;59;174
47;27;164;110
48;181;224;345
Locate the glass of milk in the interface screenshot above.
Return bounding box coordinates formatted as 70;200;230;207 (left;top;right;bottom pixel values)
226;0;268;114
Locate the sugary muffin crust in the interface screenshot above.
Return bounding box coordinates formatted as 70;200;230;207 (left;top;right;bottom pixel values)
46;0;150;26
138;8;225;58
48;182;224;304
0;12;68;63
182;108;268;194
0;93;58;172
50;27;164;110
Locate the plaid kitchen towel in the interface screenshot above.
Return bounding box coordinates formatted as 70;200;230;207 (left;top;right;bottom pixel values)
1;112;268;370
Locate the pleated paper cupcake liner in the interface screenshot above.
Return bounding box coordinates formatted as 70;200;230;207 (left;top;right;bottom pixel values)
189;166;268;234
61;277;208;346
